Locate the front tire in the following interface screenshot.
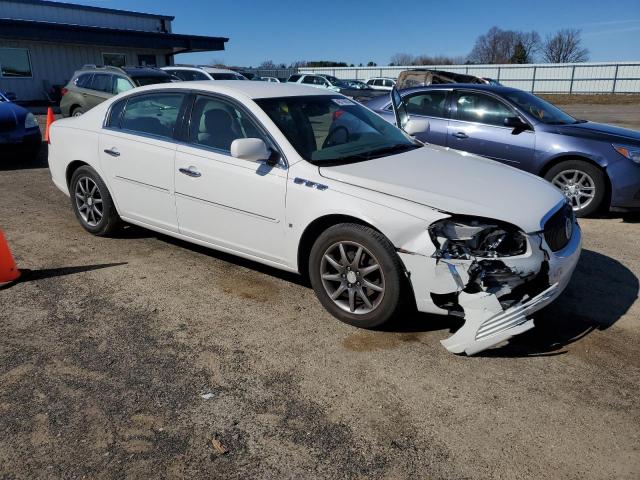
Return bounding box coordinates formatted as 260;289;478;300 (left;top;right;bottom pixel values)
309;223;404;329
70;166;120;236
544;160;606;217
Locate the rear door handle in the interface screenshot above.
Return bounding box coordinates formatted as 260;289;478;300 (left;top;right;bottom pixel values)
103;148;120;157
453;132;468;139
179;166;201;178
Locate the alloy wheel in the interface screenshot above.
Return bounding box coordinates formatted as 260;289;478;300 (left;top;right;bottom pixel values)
551;169;596;211
74;177;104;227
320;241;385;314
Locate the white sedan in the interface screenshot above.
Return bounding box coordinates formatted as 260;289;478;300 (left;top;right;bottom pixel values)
48;81;581;355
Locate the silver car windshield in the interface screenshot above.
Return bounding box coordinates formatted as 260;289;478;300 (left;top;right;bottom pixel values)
505;91;577;125
255;95;418;165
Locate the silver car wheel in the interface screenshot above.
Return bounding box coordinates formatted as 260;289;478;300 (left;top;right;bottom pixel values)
74;177;104;227
552;169;596;211
320;241;385;314
72;110;83;117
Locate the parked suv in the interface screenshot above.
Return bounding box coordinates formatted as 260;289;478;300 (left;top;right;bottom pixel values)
161;66;247;81
365;77;396;91
287;74;349;92
60;65;175;117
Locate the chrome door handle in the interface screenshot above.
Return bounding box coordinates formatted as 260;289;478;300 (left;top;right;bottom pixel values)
453;132;468;139
179;166;201;178
103;148;120;157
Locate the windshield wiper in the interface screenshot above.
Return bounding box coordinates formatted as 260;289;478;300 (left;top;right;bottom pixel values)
365;143;418;158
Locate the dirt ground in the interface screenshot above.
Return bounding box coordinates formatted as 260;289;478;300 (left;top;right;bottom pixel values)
0;101;639;479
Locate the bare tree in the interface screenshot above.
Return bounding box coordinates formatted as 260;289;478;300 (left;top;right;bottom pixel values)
542;29;589;63
389;53;415;66
289;60;308;68
259;60;277;69
468;27;541;64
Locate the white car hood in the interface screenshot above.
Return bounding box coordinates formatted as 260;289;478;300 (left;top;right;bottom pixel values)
319;145;564;233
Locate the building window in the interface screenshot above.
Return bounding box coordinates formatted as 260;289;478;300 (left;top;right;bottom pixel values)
103;53;127;68
0;48;32;78
138;54;157;67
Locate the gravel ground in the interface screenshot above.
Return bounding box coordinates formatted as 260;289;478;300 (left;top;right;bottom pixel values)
0;103;639;479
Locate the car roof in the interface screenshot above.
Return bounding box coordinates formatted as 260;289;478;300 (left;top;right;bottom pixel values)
163;66;241;74
123;80;338;99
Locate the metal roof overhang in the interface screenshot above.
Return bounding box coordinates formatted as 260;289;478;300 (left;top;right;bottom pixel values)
0;19;228;53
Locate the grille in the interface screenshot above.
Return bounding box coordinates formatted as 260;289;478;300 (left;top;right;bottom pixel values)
544;203;574;252
0;117;17;132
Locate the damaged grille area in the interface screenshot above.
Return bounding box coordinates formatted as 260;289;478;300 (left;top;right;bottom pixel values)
544;203;574;252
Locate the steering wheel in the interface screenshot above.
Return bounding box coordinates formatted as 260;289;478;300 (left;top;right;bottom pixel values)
323;126;350;148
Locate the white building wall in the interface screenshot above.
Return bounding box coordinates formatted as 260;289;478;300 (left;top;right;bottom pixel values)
0;40;169;100
0;0;171;32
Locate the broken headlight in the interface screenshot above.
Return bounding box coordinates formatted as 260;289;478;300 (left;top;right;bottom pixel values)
429;216;527;259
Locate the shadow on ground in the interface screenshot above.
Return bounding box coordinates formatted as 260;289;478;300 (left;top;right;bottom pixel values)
0;263;127;291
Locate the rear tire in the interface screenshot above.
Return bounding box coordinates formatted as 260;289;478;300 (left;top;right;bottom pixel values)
309;223;404;329
69;166;120;236
544;160;606;217
71;107;85;117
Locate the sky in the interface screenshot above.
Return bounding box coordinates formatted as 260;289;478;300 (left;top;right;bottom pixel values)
61;0;640;66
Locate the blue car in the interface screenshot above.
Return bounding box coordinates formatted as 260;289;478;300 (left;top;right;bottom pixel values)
366;85;640;216
0;91;42;158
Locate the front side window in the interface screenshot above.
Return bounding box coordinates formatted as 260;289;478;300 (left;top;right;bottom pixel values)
301;76;316;85
120;93;184;139
383;79;394;87
188;96;265;152
90;74;113;93
405;91;448;118
114;77;134;94
504;91;577;125
455;92;513;127
256;95;418;164
132;75;174;87
0;48;32;77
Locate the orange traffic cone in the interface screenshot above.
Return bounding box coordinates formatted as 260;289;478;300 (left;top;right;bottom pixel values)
44;107;55;143
0;230;21;284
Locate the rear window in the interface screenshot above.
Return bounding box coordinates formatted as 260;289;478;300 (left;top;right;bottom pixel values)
132;76;173;87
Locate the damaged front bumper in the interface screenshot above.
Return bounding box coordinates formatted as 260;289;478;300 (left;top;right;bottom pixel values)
399;221;582;355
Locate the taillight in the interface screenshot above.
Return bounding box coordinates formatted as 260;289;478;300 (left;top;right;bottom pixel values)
332;110;344;121
61;88;68;96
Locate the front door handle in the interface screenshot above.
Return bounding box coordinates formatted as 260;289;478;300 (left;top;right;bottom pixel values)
179;166;201;178
103;148;120;157
452;132;469;139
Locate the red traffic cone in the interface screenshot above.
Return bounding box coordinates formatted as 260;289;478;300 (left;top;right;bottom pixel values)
44;107;55;143
0;230;21;284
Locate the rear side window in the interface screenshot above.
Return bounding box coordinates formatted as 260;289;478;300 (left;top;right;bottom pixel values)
119;93;184;139
209;73;245;80
383;79;394;87
405;91;448;118
301;76;316;84
106;98;127;127
74;73;92;88
288;74;301;82
90;74;113;93
132;76;173;87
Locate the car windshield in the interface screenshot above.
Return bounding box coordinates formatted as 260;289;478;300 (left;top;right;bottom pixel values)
133;76;174;87
210;73;246;80
505;91;577;125
255;95;419;164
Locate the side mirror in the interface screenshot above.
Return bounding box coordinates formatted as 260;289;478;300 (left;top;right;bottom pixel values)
404;118;430;136
504;116;529;132
230;138;271;162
